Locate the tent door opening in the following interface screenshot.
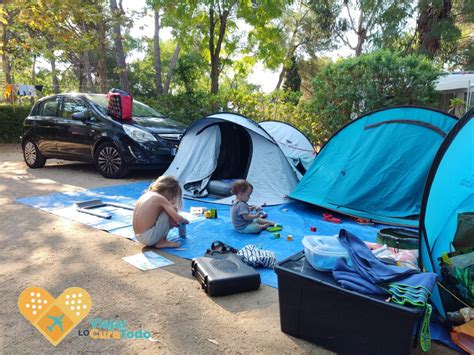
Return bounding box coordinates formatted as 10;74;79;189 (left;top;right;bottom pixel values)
211;122;251;180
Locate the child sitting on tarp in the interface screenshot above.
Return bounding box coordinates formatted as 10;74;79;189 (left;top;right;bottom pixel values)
230;180;275;234
133;176;189;248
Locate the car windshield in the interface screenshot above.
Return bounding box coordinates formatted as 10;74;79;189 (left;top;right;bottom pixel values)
85;94;165;118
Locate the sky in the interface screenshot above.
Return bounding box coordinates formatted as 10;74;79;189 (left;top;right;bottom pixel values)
122;0;354;93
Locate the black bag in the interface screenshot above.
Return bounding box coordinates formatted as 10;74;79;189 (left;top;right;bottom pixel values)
453;212;474;251
191;253;261;297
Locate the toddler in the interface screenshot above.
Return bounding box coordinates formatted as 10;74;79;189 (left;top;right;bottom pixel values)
230;180;274;234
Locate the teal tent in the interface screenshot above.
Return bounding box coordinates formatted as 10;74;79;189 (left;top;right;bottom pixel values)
419;108;473;318
290;106;457;227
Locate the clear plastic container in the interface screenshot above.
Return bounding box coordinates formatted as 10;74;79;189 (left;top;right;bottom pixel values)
302;235;350;272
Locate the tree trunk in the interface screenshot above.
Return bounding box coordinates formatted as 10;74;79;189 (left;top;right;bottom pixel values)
153;9;164;96
355;29;366;56
416;0;453;58
47;41;60;94
31;55;36;103
83;50;93;92
275;67;286;90
79;57;86;92
209;8;229;95
355;12;366;56
97;17;108;93
31;55;36;83
81;23;93;93
110;0;129;92
51;58;60;94
1;21;12;84
164;43;180;94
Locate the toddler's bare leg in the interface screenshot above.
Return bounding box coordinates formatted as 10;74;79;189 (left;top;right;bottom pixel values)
258;218;274;226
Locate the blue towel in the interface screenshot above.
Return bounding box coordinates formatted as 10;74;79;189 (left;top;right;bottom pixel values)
333;258;387;295
333;229;438;298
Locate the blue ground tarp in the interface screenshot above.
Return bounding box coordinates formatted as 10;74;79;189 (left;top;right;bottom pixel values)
17;181;382;288
16;181;457;350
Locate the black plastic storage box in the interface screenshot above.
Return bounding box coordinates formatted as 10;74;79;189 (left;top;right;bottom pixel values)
191;254;261;296
275;251;423;355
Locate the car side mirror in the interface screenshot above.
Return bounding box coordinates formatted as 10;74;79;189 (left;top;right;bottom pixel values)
71;111;91;121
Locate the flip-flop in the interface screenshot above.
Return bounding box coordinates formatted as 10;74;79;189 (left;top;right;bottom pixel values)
322;213;342;224
355;218;374;225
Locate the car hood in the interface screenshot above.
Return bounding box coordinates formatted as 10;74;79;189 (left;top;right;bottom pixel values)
131;116;186;133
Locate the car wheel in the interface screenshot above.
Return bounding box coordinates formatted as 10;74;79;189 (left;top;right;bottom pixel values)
23;139;46;168
94;142;129;178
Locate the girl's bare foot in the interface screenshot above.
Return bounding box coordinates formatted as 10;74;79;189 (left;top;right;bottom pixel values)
154;238;180;249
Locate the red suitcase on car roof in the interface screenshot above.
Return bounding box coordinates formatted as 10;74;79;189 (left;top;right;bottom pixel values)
107;88;132;120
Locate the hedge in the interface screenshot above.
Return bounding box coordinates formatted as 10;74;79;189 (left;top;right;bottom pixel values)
0;105;32;143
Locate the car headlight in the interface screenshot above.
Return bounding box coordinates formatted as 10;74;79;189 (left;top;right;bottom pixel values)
123;124;157;143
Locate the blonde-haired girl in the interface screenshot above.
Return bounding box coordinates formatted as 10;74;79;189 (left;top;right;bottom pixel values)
133;175;188;248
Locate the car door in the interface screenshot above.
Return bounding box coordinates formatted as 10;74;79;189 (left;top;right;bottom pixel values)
32;97;62;155
55;96;96;160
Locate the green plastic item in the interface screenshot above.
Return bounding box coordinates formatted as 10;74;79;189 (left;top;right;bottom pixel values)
420;304;432;352
267;225;282;232
376;228;418;250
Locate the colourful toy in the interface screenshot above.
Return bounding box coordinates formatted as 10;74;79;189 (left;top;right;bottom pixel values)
310;226;317;232
287;235;293;241
205;208;218;219
267;224;282;232
260;211;268;219
273;233;280;238
209;208;218;218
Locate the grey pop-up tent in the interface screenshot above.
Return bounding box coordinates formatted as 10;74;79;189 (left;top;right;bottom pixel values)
260;121;316;179
164;112;299;206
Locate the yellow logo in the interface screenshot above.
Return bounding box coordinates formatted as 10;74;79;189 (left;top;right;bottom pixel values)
18;287;91;346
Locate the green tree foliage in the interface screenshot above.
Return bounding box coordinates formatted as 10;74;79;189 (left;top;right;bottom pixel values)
168;0;289;94
311;50;441;139
273;0;337;89
325;0;414;56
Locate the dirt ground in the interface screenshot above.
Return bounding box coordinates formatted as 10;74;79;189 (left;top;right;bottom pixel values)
0;144;456;354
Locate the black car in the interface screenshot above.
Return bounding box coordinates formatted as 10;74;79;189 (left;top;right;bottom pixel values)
22;93;186;178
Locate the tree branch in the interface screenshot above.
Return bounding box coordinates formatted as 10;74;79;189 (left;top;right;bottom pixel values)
344;1;357;31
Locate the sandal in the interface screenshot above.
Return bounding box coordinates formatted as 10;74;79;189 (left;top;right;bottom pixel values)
322;213;342;224
205;240;238;256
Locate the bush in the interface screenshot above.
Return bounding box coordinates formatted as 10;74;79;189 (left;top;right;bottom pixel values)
0;105;32;143
140;90;324;146
225;90;324;145
137;91;226;126
311;50;442;140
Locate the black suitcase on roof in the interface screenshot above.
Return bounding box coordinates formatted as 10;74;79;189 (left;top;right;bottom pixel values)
191;254;261;296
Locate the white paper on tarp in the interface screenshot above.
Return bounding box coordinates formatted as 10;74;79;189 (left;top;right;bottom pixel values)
179;211;205;223
122;251;174;271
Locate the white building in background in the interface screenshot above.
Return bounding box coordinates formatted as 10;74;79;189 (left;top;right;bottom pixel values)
435;72;474;116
